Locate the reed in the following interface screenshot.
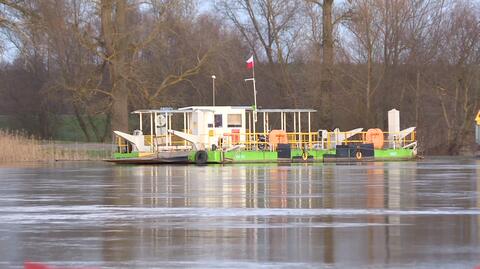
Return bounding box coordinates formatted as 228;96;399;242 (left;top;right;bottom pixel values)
0;130;112;163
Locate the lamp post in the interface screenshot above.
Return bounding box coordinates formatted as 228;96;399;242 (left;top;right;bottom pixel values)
211;75;216;106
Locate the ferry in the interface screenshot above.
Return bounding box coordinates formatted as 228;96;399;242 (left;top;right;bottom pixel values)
106;106;417;164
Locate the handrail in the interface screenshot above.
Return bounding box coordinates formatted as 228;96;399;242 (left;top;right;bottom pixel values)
115;130;416;152
221;131;416;150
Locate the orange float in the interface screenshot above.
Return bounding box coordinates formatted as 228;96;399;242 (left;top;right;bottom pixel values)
268;130;288;150
365;128;384;149
231;129;240;144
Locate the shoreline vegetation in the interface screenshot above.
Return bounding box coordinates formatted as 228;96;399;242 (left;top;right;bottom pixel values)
0;130;112;163
1;1;479;156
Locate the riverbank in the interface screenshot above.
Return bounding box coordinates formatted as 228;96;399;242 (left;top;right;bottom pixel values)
0;131;111;162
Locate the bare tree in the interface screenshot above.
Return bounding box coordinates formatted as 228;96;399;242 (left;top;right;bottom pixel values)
1;0;479;155
216;0;303;106
431;2;480;154
304;0;335;127
342;0;384;126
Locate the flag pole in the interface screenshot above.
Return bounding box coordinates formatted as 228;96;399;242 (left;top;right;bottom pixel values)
245;55;258;144
252;59;257;145
252;59;257;120
252;57;257;149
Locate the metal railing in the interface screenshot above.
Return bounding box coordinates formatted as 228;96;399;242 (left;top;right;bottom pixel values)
115;135;192;154
115;130;416;153
220;131;416;151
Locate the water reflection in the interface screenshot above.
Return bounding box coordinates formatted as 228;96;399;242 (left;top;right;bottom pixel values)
112;164;326;209
0;159;479;268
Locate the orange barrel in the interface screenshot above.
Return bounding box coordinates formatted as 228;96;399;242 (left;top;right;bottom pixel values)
365;128;384;149
268;130;288;150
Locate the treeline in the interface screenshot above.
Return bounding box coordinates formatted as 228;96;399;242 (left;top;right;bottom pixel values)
0;0;479;155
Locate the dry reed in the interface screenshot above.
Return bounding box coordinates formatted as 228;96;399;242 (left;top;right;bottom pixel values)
0;130;112;163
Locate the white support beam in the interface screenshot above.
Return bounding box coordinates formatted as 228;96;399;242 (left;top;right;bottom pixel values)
165;112;169;147
169;113;172;146
263;112;266;134
248;111;251;144
252;112;256;148
183;112;187;146
308;112;311;147
298;112;301;133
280;112;283;130
293;112;297;133
266;113;269;133
298;112;302;148
150;113;154;152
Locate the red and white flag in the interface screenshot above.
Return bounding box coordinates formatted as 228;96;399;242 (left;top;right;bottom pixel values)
246;55;254;69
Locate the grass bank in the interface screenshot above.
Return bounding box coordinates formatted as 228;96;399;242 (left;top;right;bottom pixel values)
0;130;112;163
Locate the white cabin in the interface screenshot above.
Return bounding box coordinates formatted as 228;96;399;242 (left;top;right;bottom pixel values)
179;106;247;149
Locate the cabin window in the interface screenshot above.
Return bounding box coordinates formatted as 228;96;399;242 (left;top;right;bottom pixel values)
227;114;242;128
214;114;223;127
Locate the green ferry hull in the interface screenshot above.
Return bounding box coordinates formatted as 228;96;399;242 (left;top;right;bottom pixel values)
188;148;415;164
106;148;416;164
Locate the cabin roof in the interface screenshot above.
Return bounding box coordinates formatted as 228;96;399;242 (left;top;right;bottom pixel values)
131;109;190;114
254;108;316;113
131;106;316;114
179;106;251;111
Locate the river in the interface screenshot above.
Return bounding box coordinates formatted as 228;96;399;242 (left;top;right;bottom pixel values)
0;158;479;268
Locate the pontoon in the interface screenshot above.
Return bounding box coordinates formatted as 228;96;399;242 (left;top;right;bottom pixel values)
106;107;417;164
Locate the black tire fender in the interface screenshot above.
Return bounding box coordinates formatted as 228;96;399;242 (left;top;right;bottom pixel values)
195;150;208;165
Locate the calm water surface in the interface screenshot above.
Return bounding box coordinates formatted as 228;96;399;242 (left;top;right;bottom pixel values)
0;158;479;268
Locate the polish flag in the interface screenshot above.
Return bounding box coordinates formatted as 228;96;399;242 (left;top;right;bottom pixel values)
246;55;254;69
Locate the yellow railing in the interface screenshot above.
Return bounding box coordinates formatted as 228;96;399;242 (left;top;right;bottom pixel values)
144;134;191;147
116;137;129;153
221;131;416;150
116;130;416;152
